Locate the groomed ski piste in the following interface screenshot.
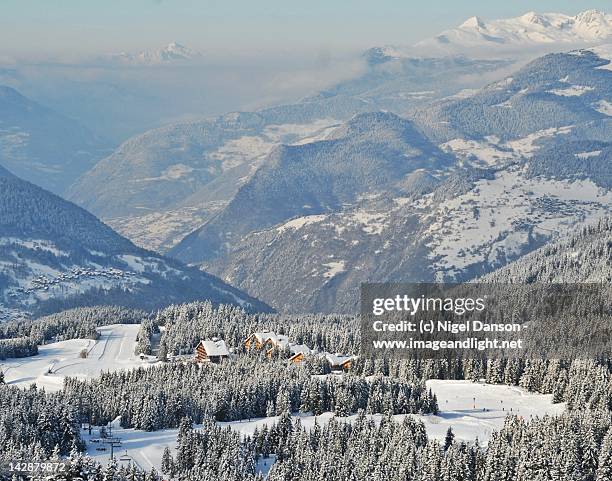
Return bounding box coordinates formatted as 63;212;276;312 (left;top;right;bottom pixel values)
1;324;155;392
0;327;565;474
82;380;564;473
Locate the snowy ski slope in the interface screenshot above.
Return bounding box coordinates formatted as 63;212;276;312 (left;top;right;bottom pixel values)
1;324;155;391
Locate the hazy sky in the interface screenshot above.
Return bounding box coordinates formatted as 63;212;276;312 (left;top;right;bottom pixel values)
1;1;610;57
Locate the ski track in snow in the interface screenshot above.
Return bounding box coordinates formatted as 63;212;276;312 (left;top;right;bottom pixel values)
82;380;564;473
1;324;157;392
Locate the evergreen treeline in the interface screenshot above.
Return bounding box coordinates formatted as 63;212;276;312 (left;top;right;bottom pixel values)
156;301;360;357
0;385;81;458
62;356;437;430
349;357;611;411
0;306;146;343
483;217;612;284
0;336;38;360
162;409;612;481
0;296;609;479
156;301;610;410
134;318;158;356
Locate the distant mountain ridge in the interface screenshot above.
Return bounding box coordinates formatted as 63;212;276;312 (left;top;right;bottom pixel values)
0;166;270;321
166;49;612;313
106;42;201;65
66;55;513;241
170;111;454;263
412;46;612;143
67;98;372;221
35;40;612;314
373;10;612;59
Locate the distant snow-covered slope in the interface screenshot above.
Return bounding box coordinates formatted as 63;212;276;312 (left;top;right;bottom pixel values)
377;10;612;59
66;54;513;253
170;111;455;264
106;42;201;65
67;112;347;219
412;46;612;143
167;48;612;313
0;165;270;321
481;218;611;283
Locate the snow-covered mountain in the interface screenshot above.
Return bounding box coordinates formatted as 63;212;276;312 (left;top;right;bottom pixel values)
170;111;455;264
412;46;612;142
66;57;512;251
0;165;269;321
0;86;109;194
61;42;612;313
167;47;612;313
108;42;201;65
378;10;612;59
482;218;611;283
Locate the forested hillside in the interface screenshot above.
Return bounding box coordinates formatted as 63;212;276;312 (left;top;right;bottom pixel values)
0;167;269;320
483;218;611;283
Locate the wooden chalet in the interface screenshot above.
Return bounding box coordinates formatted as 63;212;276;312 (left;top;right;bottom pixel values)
265;334;291;357
244;332;355;372
195;339;230;364
325;353;354;372
245;332;275;350
288;344;312;364
245;331;289;351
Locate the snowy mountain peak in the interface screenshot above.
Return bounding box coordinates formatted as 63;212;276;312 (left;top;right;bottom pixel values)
167;41;184;50
411;9;612;58
575;9;608;26
157;42;197;61
460;16;486;30
573;10;611;39
108;42;201;65
519;11;550;27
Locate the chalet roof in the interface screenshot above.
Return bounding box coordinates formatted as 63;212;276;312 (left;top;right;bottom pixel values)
273;335;290;348
199;339;230;357
325;353;353;366
252;332;290;347
252;332;277;343
290;344;311;356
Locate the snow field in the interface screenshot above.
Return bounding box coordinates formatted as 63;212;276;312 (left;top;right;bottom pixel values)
1;331;565;471
1;324;155;392
82;380;565;473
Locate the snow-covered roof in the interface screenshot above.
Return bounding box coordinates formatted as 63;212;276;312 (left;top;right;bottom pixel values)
325;353;354;366
199;339;230;357
290;344;311;356
251;332;314;355
253;332;290;347
274;335;290;348
253;332;276;343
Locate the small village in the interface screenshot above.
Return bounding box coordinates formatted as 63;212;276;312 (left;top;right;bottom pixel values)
7;266;137;299
194;331;355;371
